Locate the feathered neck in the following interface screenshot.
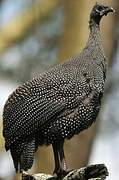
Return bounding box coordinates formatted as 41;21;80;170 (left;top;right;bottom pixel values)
85;19;105;57
89;18;100;29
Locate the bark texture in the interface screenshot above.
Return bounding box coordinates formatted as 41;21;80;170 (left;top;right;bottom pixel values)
22;164;108;180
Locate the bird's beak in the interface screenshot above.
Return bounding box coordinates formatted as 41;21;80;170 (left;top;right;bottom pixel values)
100;7;115;16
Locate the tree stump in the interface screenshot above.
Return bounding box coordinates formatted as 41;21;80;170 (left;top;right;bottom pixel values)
22;164;108;180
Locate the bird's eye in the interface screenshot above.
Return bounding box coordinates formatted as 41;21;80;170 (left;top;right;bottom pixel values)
97;6;103;11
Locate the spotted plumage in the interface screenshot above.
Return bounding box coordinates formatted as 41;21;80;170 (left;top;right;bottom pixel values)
3;3;114;177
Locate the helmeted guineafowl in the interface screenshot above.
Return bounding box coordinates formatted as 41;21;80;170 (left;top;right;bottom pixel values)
3;3;114;178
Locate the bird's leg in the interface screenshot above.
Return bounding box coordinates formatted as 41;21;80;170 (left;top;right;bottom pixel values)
58;141;68;173
52;141;69;178
52;143;61;175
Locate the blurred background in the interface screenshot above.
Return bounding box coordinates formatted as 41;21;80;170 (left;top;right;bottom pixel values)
0;0;119;179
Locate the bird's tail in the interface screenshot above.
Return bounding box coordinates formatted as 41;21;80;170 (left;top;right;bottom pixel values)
10;137;38;172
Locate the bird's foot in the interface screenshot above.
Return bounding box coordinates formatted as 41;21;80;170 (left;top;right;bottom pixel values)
53;168;72;179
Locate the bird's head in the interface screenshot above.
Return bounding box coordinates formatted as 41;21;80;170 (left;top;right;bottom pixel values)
90;3;114;25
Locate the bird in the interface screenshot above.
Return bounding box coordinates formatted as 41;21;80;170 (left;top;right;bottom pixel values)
3;3;114;179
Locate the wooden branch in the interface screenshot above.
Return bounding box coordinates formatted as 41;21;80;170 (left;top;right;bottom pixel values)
22;164;108;180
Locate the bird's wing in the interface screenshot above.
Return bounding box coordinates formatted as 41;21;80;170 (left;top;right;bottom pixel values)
3;69;89;148
3;83;68;147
